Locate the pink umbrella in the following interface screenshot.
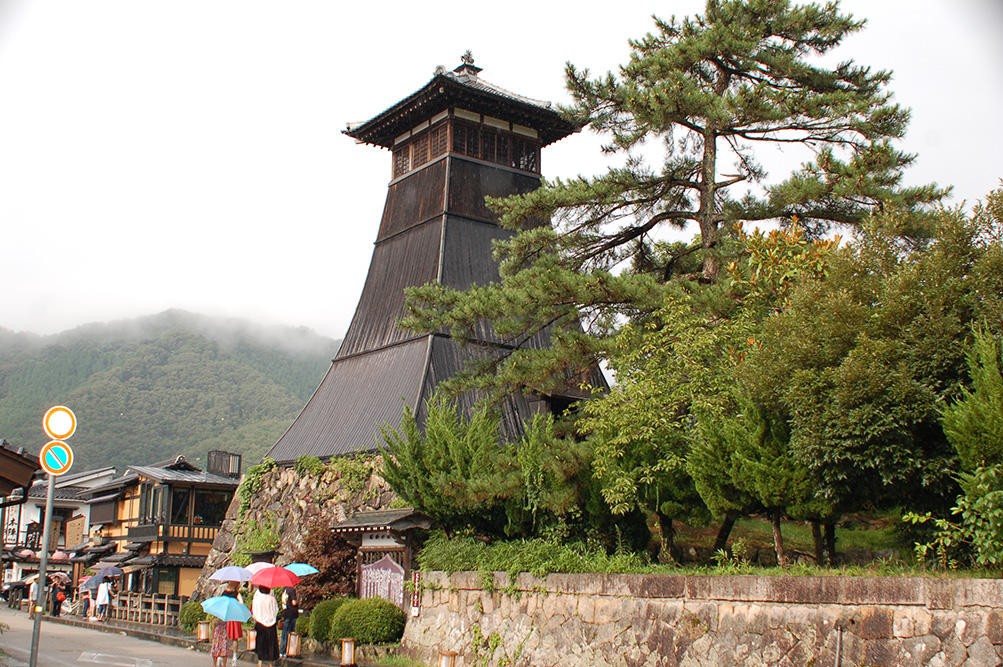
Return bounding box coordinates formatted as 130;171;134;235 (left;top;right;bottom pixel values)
250;566;300;589
244;562;273;575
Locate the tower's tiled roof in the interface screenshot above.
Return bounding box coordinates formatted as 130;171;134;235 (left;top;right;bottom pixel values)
345;57;578;149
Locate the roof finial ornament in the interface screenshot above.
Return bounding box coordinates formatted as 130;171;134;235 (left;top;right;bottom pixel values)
454;50;482;78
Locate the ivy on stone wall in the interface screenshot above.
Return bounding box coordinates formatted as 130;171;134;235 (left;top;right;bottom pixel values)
232;515;280;567
237;457;276;517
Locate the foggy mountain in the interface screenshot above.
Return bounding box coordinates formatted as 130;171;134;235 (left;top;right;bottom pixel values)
0;310;340;473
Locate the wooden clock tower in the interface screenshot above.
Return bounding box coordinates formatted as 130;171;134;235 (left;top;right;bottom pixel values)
266;55;590;463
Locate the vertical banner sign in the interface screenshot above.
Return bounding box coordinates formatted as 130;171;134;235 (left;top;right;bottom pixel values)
411;570;421;617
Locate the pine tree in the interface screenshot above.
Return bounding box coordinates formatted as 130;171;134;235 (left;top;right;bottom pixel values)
941;327;1003;470
401;0;946;400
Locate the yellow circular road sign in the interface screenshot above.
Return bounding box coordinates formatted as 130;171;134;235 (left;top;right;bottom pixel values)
43;405;76;440
39;440;74;476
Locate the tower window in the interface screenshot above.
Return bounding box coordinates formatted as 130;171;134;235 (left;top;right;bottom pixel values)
396;117;540;179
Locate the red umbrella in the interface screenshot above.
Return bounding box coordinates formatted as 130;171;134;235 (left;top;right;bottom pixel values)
249;566;300;588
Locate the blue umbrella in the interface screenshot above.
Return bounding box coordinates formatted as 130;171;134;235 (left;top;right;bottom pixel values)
201;595;252;623
283;563;319;577
210;566;253;582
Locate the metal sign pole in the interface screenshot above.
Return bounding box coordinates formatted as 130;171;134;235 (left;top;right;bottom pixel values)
28;473;56;667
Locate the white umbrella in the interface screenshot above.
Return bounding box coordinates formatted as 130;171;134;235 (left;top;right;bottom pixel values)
209;566;253;582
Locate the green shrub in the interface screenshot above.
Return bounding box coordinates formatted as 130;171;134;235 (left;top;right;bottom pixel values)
416;530;649;578
179;599;208;633
328;597;406;645
295;611;311;636
309;598;350;641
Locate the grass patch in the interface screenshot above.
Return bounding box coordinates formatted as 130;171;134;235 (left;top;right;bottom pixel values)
675;512;905;559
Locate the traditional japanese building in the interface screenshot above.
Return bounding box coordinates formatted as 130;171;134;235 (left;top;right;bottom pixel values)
78;452;241;597
266;55;593;463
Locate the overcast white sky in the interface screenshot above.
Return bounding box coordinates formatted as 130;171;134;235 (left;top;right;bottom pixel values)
2;1;1001;341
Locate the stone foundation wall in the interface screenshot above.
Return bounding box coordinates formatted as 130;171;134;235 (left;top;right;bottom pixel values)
403;572;1003;667
193;458;396;599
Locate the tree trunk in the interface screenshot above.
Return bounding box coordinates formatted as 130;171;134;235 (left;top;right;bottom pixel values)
656;513;678;564
770;509;788;567
698;125;720;280
824;520;838;565
806;517;822;565
711;511;738;556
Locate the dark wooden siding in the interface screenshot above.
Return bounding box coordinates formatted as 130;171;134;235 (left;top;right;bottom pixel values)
267;338;429;462
447;158;540;223
337;220;442;358
379;160;446;241
418;335;534;443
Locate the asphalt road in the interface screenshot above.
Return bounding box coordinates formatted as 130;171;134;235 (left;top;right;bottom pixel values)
0;607;206;667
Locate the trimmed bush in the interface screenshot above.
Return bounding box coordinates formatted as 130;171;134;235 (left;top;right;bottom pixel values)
328;597;406;645
295;611;311;636
308;597;350;641
179;599;208;633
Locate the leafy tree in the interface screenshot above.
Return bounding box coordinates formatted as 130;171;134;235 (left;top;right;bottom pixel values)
401;0;945;400
579;294;726;562
906;465;1003;570
743;196;1003;518
285;521;357;611
579;225;835;561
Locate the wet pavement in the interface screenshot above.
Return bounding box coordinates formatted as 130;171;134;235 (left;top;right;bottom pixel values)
0;606;354;667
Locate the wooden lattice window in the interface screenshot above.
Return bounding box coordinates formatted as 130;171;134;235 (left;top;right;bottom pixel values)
496;134;509;167
466;124;479;159
513;137;539;172
481;131;496;163
451;123;466;155
393;144;410;179
430;123;448;158
412;132;430;168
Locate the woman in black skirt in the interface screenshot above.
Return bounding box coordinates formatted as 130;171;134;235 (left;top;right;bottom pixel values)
251;585;279;667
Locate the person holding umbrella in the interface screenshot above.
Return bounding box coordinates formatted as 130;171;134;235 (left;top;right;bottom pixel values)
210;565;252;665
222;581;243;664
201;593;252;667
279;586;298;658
209;616;231;667
94;578;110;620
251;585;279;667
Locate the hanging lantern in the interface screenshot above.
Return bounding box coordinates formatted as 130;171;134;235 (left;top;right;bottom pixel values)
246;628;257;651
438;650;458;667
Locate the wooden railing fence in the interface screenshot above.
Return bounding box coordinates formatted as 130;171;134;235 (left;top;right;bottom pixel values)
107;592;188;627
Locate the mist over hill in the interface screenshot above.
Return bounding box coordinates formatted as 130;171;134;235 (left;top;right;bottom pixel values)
0;310;340;472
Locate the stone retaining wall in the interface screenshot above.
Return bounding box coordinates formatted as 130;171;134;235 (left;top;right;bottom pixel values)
192;458;395;599
403;572;1003;667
